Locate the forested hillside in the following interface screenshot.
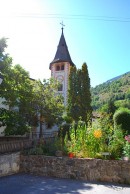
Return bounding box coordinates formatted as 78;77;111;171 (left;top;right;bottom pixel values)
91;72;130;110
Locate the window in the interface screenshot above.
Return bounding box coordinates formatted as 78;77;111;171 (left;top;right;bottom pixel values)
61;64;64;70
56;65;60;71
56;64;65;71
58;83;63;91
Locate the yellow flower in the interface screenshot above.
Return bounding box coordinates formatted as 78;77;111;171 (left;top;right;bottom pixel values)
93;129;102;138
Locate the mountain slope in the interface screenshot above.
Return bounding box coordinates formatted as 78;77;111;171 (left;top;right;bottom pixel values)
91;72;130;110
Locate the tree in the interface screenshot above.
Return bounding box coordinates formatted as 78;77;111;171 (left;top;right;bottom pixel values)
67;63;92;126
0;38;38;135
80;63;92;125
0;38;64;136
67;65;80;122
0;62;37;135
33;79;64;138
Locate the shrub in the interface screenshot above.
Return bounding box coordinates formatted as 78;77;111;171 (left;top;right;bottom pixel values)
109;127;125;159
113;108;130;134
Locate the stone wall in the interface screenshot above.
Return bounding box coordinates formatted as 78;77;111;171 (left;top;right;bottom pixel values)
0;152;20;177
20;155;130;184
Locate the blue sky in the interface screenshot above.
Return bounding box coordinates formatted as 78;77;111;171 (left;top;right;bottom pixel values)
0;0;130;87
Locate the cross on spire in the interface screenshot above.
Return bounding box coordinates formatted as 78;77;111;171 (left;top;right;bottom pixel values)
60;21;65;33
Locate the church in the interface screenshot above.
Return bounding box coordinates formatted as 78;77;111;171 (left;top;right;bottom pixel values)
49;24;75;106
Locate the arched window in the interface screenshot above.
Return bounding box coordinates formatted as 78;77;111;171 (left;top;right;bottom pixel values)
61;64;64;70
56;65;60;71
58;83;63;91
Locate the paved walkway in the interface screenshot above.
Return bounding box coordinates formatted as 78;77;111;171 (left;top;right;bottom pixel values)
0;173;130;194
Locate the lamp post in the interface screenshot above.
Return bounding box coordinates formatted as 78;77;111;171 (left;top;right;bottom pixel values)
0;73;3;84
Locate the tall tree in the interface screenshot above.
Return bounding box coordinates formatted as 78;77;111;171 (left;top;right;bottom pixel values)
67;63;92;126
81;63;92;125
67;66;79;122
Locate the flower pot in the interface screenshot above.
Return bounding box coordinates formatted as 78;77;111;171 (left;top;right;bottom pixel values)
68;153;74;158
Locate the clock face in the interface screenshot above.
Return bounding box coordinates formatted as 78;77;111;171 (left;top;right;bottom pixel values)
57;75;64;82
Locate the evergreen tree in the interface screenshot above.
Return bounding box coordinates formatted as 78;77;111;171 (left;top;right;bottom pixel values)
80;63;92;125
67;66;79;122
67;63;92;126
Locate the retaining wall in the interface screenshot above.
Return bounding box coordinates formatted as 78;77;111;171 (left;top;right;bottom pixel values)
20;155;130;184
0;152;20;177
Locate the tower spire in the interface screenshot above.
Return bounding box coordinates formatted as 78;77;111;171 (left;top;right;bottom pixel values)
60;21;65;33
49;23;75;69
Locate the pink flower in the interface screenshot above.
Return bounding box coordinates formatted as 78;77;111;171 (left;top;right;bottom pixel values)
125;135;130;143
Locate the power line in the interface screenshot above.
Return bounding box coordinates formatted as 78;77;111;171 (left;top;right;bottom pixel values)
3;13;130;23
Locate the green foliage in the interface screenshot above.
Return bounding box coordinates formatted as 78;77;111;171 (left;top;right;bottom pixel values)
123;135;130;158
58;123;71;139
0;108;30;135
64;118;126;159
115;99;130;109
0;38;64;136
33;79;64;137
98;112;114;144
64;121;110;158
91;72;130;110
113;108;130;134
64;122;84;155
62;114;73;124
25;120;126;160
0;40;36;135
109;128;125;159
67;63;92;126
67;65;79;122
24;137;64;156
123;141;130;158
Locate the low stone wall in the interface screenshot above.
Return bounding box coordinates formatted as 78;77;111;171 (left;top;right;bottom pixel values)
20;155;130;184
0;152;20;177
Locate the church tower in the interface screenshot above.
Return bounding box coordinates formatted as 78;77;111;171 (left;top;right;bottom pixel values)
49;24;75;105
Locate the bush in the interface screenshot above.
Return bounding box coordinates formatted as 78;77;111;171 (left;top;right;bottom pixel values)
113;108;130;134
109;128;125;159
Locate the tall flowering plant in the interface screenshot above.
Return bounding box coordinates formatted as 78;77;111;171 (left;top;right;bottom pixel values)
123;135;130;158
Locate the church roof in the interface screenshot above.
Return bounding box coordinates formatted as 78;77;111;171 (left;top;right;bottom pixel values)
49;28;75;69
